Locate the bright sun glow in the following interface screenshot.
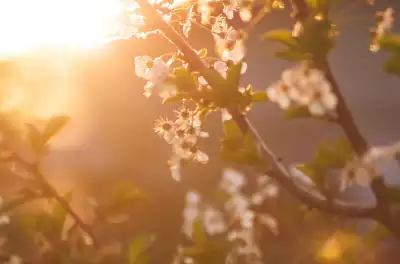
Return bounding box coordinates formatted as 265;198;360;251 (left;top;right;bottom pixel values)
0;0;122;56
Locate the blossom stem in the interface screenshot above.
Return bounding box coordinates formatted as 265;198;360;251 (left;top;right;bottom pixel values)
137;0;377;219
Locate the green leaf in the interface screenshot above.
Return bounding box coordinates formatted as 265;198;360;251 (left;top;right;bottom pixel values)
383;53;400;76
26;123;46;154
192;218;207;244
128;235;155;264
223;119;243;140
363;223;389;246
274;49;310;61
261;30;297;47
315;139;353;168
251;91;268;102
173;67;197;92
297;18;335;58
307;0;326;9
52;191;73;239
226;62;243;92
243;133;262;164
284;105;312;119
378;34;400;52
43;115;70;143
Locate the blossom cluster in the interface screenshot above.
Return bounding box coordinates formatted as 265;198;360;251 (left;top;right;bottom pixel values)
266;65;338;117
340;141;400;190
181;168;279;264
370;7;395;52
154;107;209;181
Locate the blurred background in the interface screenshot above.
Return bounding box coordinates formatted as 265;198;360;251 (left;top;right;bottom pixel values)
0;0;399;263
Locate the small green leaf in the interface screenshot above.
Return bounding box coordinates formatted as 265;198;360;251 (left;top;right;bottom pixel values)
363;223;389;246
128;235;155;264
226;62;243;92
223;119;243;140
383;53;400;76
26;123;46;154
251;91;268;102
173;67;197;92
192;218;207;244
378;34;400;52
284;105;311;119
274;49;310;61
43;115;70;143
52;191;73;239
307;0;326;9
297;18;335;58
261;30;297;47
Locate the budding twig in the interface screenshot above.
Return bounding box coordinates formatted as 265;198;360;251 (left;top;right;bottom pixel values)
137;0;377;219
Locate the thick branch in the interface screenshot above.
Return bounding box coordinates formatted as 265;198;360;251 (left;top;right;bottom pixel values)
290;0;398;236
137;0;377;219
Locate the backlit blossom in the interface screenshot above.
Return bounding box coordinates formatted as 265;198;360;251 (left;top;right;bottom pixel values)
268;65;338;116
223;0;253;22
221;168;246;193
134;56;174;98
370;7;394;52
155;107;209;180
214;28;246;62
203;206;227;235
266;81;291;109
198;0;212;24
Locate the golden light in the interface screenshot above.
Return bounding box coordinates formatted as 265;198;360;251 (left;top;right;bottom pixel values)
0;0;123;56
0;0;130;147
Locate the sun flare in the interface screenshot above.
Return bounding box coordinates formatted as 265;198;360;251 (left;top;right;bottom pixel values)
0;0;123;56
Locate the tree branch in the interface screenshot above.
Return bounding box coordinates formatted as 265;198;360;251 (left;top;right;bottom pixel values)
137;0;377;219
290;0;400;237
6;154;97;247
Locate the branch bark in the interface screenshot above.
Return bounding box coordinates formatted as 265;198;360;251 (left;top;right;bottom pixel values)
137;0;377;219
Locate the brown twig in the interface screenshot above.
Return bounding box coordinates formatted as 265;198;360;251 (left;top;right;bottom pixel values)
5;153;98;247
137;0;377;219
289;0;400;238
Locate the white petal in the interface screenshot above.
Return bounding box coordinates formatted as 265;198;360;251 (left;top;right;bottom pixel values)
239;8;252;22
198;76;208;85
241;62;248;74
196;150;209;164
214;61;228;74
321;91;338;110
308;101;326;116
277;94;291;109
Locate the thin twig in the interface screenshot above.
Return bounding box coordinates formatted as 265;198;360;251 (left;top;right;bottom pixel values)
290;0;400;238
6;153;97;247
137;0;377;219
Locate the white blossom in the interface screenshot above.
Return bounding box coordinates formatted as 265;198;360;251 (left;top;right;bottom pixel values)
203;206;227;235
266;81;291;109
134;56;173;98
370;7;395;52
214;28;246;62
221;168;246;193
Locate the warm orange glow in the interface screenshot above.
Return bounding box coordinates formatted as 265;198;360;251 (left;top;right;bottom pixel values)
318;237;343;260
0;0;122;56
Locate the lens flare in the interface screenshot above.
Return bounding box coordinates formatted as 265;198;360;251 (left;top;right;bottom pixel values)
0;0;122;56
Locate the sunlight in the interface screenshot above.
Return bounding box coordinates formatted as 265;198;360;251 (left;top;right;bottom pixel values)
0;0;122;56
